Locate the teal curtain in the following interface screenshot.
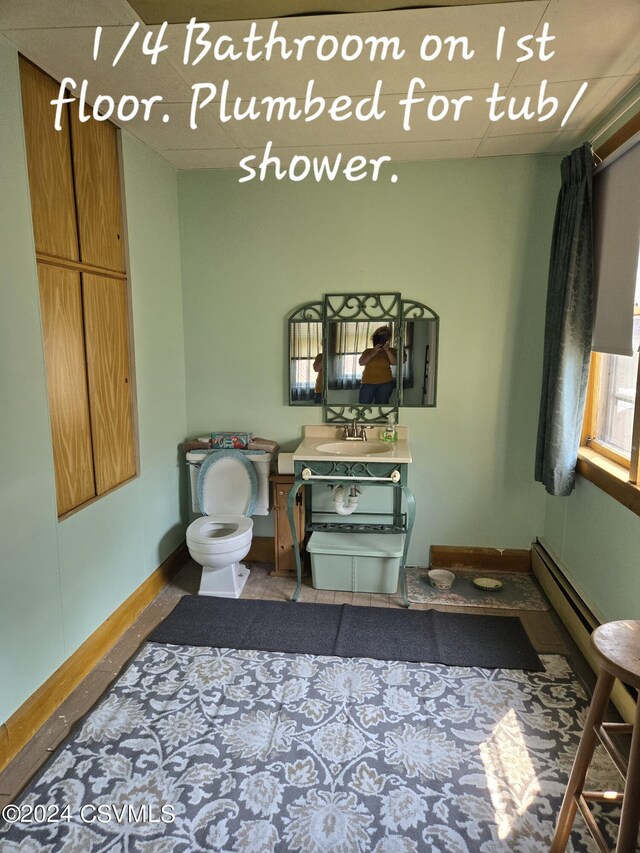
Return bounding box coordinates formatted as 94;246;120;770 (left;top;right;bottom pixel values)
535;143;594;496
290;321;322;401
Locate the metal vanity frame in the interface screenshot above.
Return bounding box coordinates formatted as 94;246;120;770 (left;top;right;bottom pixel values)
286;457;416;607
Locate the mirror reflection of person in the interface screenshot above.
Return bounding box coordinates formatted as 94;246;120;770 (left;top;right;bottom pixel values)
358;326;397;404
313;352;323;404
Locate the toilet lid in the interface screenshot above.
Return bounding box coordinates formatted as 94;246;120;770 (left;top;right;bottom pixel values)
197;450;258;516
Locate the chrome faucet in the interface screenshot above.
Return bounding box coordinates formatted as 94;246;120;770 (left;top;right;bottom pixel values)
342;420;370;441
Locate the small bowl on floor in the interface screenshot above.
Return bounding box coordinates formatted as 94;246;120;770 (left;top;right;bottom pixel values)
473;577;504;592
427;569;455;590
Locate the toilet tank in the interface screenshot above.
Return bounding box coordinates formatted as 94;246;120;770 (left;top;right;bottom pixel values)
186;450;272;516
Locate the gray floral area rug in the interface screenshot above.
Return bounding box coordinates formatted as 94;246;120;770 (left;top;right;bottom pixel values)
407;568;550;611
1;645;620;852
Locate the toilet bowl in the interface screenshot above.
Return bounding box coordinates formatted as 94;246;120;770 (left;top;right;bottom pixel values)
186;450;267;598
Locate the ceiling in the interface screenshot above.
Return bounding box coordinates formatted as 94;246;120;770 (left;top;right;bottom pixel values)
1;0;639;170
127;0;536;24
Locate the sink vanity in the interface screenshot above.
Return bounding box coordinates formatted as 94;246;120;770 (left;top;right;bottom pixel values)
295;425;412;464
284;292;436;607
288;425;415;606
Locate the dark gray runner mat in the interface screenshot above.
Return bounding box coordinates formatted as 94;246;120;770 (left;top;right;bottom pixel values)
333;606;542;669
151;597;343;655
150;596;542;670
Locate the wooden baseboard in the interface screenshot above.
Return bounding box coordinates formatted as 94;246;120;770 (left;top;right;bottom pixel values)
430;545;531;573
0;541;188;773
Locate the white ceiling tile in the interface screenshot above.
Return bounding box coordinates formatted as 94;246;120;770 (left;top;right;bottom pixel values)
512;0;640;85
477;129;580;156
2;0;639;165
0;0;136;29
487;75;639;137
162;147;252;169
239;137;482;169
163;2;547;99
124;101;240;149
182;88;498;149
368;137;483;162
140;136;483;170
4;25;193;102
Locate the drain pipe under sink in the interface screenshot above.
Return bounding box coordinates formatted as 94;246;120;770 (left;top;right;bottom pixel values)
333;485;359;515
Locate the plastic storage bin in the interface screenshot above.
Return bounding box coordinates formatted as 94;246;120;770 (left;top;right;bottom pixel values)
307;531;405;593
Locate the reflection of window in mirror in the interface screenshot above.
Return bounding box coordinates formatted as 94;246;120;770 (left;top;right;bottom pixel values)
290;321;322;403
328;321;399;391
287;296;438;414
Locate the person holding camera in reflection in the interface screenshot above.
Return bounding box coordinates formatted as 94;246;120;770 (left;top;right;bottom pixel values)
358;326;398;404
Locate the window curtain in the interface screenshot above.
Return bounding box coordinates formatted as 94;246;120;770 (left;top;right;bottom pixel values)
290;322;322;401
535;142;594;496
329;322;377;390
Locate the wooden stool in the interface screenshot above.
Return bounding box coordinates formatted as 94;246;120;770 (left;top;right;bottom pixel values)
551;620;640;853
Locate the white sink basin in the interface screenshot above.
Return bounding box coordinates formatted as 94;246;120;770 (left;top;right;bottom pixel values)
316;441;392;456
293;426;412;464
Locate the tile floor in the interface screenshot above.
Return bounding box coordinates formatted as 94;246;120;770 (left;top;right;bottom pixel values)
0;559;596;808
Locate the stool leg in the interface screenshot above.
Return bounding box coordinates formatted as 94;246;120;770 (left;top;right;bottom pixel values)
551;669;615;852
616;695;640;853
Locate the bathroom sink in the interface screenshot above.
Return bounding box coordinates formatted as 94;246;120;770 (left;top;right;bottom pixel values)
315;441;392;456
292;426;412;464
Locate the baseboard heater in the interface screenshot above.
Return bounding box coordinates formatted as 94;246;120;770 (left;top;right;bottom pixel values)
531;540;636;724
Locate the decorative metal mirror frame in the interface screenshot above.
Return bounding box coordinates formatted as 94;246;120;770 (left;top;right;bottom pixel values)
287;293;439;423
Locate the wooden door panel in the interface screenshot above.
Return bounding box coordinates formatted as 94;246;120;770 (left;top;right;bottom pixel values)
38;265;95;514
70;113;125;272
83;274;135;493
270;477;306;575
19;58;79;261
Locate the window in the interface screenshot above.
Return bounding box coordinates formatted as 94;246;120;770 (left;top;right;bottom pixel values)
290;321;322;402
329;321;381;390
580;124;640;506
583;273;640;467
20;58;137;517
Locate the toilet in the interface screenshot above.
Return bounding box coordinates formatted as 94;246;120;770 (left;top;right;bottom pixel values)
186;448;272;598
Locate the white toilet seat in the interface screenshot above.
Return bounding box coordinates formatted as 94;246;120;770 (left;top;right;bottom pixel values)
187;514;252;547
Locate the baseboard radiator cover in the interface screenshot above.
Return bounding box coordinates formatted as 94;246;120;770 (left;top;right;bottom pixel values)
532;540;636;724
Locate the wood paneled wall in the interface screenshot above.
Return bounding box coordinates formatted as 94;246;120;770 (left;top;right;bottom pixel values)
37;266;95;515
83;275;135;493
20;57;137;517
19;58;79;262
70;114;125;272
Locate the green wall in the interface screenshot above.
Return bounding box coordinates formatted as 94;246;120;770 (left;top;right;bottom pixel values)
0;39;188;723
0;38;64;725
178;156;560;561
542;484;640;622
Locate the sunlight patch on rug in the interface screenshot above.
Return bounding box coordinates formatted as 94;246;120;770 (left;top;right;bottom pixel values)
480;708;540;840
